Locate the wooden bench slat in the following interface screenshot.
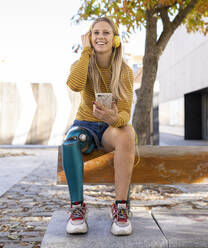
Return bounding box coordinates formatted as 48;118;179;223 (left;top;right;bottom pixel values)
57;146;208;184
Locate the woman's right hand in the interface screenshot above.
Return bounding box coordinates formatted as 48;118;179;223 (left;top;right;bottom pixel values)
92;101;118;126
81;32;91;48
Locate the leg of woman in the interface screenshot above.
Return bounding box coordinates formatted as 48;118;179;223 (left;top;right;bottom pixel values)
101;125;135;200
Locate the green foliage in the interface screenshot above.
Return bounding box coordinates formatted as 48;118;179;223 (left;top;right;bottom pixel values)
72;0;208;37
184;0;208;35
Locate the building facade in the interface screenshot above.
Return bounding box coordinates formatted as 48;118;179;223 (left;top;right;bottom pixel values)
157;26;208;140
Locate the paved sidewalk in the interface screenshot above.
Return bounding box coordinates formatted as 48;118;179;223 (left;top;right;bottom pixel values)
0;152;41;197
1;148;208;248
0;148;67;248
160;133;208;146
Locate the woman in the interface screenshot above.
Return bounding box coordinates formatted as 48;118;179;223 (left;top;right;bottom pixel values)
63;17;136;236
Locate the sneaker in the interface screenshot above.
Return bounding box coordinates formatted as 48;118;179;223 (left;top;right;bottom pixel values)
66;202;88;234
110;202;132;236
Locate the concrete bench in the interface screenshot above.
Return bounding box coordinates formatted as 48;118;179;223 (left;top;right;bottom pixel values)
57;146;208;184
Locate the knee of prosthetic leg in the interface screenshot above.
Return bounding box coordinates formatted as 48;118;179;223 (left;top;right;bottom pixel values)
63;126;95;154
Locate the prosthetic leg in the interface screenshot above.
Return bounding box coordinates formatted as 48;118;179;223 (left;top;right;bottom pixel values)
62;126;95;204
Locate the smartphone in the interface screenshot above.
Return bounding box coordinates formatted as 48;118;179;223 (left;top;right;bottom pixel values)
95;93;112;108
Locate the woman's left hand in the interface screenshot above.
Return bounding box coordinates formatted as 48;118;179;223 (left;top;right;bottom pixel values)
93;101;118;125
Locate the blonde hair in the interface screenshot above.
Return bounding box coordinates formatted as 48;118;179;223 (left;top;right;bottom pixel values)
88;17;129;100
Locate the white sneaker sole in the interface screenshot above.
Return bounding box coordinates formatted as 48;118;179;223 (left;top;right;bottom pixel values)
111;222;132;236
66;221;88;234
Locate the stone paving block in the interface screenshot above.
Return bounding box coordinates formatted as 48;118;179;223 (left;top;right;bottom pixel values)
41;208;168;248
152;207;208;248
0;155;41;197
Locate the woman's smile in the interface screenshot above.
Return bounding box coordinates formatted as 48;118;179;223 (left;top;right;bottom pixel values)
96;41;106;45
95;40;107;47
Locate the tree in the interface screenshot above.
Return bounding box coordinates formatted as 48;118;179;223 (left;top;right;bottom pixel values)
72;0;208;145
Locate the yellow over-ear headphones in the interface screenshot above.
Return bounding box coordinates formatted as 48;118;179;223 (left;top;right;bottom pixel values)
89;22;121;48
112;34;120;48
112;23;120;48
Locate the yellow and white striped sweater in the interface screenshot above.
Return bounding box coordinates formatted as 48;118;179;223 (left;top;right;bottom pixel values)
66;47;134;128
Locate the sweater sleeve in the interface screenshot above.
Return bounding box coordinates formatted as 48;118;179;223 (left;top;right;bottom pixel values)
66;47;92;92
110;66;134;128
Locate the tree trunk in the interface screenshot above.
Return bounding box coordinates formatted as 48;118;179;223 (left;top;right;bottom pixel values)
132;0;199;145
133;9;159;145
133;53;159;145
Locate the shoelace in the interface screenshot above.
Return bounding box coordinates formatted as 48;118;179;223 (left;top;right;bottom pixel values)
112;205;132;222
69;205;88;220
71;207;84;219
117;207;127;222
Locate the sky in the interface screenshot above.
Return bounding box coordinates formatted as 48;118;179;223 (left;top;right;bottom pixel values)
0;0;145;84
